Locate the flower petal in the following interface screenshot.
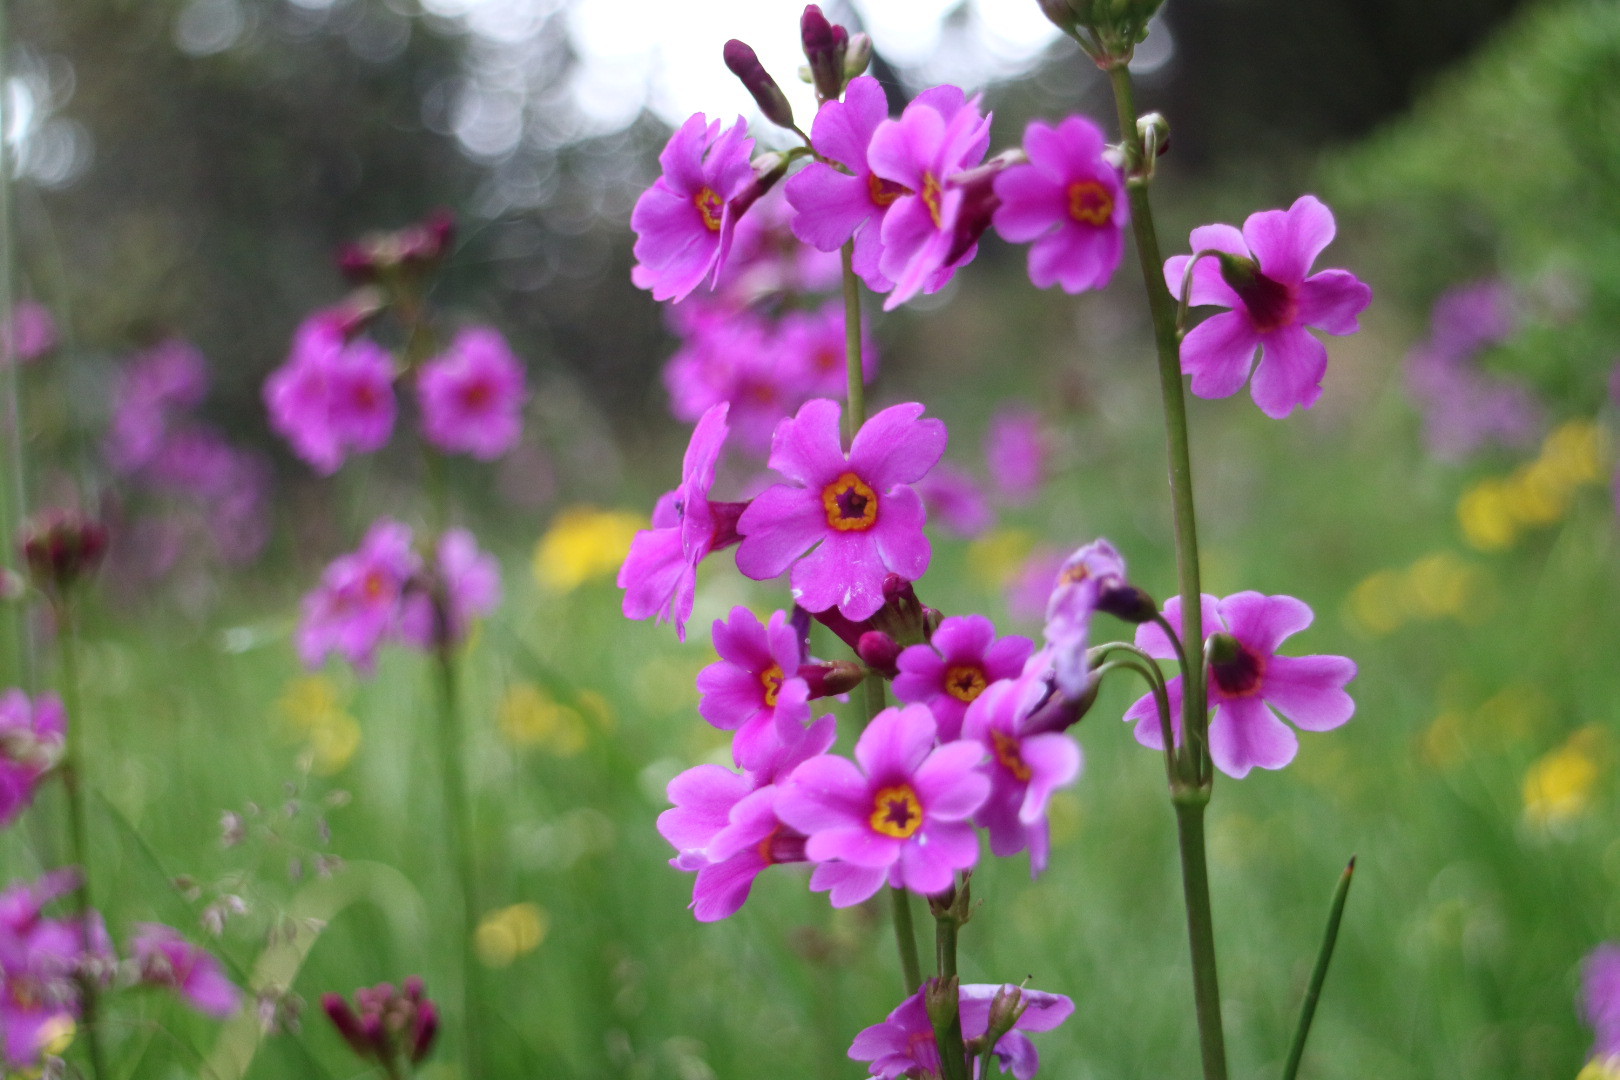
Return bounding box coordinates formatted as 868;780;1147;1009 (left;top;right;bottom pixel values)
1250;325;1328;419
1181;311;1260;400
1208;696;1298;778
1263;654;1356;731
1242;194;1336;285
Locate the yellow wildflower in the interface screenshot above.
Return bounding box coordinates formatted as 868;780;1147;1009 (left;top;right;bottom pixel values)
499;683;588;756
1524;726;1606;829
475;902;549;968
277;676;361;774
1458;478;1518;551
533;507;644;592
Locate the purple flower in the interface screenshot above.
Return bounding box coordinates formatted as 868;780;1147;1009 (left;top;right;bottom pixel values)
961;649;1080;875
1043;540;1130;699
1123;592;1357;778
399;529;501;651
992;116;1128;294
849;980;1074;1080
735;399;946;621
0;300;56;366
663;311;799;454
417;326;527;460
105;339;210;474
297;520;420;674
1582;943;1620;1062
915;463;994;540
323;977;439;1068
785;75;902;292
0;691;65;828
777;703;988;905
0;872;112;1072
618;403;744;640
264;311;397;474
985;406;1046;506
631;114;756;302
867;86;993;309
713;186;844;302
1164;195;1373;418
131;923;240;1017
775;299;878;401
697;607;813;771
893;615;1033;741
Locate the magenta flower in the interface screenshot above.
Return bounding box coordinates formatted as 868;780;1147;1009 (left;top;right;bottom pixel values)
850;980;1074;1080
867;86;993;309
323;977;439;1069
777;703;988;905
915;463;994;540
697;607;813;771
0;300;57;366
1123;592;1357;778
775;299;878;401
131;923;240;1017
631;113;756;302
785;75;901;292
264;311;397;474
992;116;1128;294
1043;539;1130;699
985;406;1046;506
714;186;843;302
960;649;1080;874
0;691;65;828
399;529;501;651
417;327;527;460
618;403;744;640
0;872;112;1072
297;520;420;674
1583;943;1620;1062
1406;281;1540;461
735;399;946;621
663;311;796;454
105;339;210;474
1164;195;1373;418
893;615;1033;741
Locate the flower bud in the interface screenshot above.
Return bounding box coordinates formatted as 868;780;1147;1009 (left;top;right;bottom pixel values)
986;983;1029;1038
799;659;866;698
856;631;901;676
321;993;372;1058
800;5;848;101
944;153;1016;267
843;32;873;79
1096;583;1157;624
1039;0;1167;60
20;509;108;595
925;974;962;1030
728;151;792;219
724;39;795;130
410;1000;439;1063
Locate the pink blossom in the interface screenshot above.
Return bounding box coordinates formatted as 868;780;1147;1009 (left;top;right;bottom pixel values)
297;520;420;675
1123;592;1357;778
893;615;1033;741
915;463;994;540
697;607;813;771
1164;195;1372;418
715;186;843;302
400;529;501;651
663;311;800;454
735;399;946;621
1583;943;1620;1061
776;703;988;905
105;339;209;474
774;299;877;401
0;872;113;1072
993;116;1128;294
985;406;1046;506
631;114;756;302
417;327;527;460
0;691;65;828
131;923;240;1017
0;300;57;366
264;311;396;474
1044;540;1131;699
850;981;1074;1080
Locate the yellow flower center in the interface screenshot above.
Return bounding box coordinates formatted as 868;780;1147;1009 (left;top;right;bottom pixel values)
868;172;907;207
869;784;924;838
759;663;785;707
695;187;724;232
1067;180;1113;226
921;172;944;228
822;472;879;531
944;664;988;703
992;730;1033;782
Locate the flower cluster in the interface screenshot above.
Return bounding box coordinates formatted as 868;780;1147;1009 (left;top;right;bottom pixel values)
0;690;65;828
322;977;440;1072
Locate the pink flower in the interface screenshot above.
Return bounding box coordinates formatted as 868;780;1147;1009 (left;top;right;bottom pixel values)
735;399;946;621
713;186;843;302
774;299;878;401
663;311;799;454
893;615;1033;741
697;607;813;771
915;463;994;540
960;649;1081;874
0;300;57;366
1164;195;1373;418
105;339;210;474
416;327;526;460
993;116;1128;294
399;529;501;651
131;924;240;1017
297;520;420;674
867;86;992;309
1123;592;1357;778
785;75;902;292
0;872;113;1072
618;403;744;640
1044;539;1131;700
631;114;756;302
777;703;988;906
850;981;1074;1080
0;691;65;828
1583;943;1620;1061
985;406;1046;506
264;311;396;474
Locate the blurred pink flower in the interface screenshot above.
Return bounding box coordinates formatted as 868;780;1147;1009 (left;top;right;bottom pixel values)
417;327;527;460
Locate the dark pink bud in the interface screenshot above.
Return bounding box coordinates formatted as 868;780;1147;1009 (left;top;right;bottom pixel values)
798;659;866;697
410;1000;439;1063
723;39;795;130
336;243;379;283
728;152;790;219
403;975;425;1003
944;156;1011;267
800;4;848;101
857;630;901;676
321;993;373;1057
811;604;870;653
1096;583;1157;623
20;508;108;593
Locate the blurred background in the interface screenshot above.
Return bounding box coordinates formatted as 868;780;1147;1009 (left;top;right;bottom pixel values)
3;0;1620;1076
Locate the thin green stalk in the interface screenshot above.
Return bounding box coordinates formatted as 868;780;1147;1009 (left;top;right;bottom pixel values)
430;646;482;1080
1173;798;1228;1080
840;242;865;441
1281;858;1356;1080
931;910;969;1080
56;601;108;1080
0;1;32;687
889;888;922;994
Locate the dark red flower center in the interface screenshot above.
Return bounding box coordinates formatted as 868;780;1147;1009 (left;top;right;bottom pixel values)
822;472;879;531
1067;180;1113;226
1210;641;1266;697
869;783;923;838
694;187;724;232
458;378;495;412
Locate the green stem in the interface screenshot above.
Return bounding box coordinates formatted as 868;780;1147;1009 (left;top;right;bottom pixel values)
1173;798;1228;1080
931;910;970;1080
56;600;108;1080
1281;858;1356;1080
431;646;482;1080
0;0;31;688
840;241;865;442
889;887;922;995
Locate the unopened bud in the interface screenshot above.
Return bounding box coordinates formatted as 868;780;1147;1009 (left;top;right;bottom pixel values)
799;659;866;698
925;974;962;1030
729;152;791;219
321;994;371;1058
20;509;108;595
843;32;873;79
857;631;901;676
410;1000;439;1063
944;153;1015;266
1096;584;1157;624
724;39;795;130
985;983;1029;1048
801;5;848;102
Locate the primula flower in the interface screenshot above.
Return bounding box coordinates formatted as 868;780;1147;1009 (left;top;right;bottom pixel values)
416;327;527;460
1164;195;1372;418
777;703;988;906
264;310;396;474
867;86;993;309
1583;943;1620;1064
0;872;113;1073
736;399;946;621
131;923;240;1016
697;607;813;771
1123;592;1357;778
297;520;420;674
619;403;745;640
1043;539;1132;700
915;463;994;540
985;406;1046;506
775;299;878;400
631;113;755;302
849;980;1074;1080
961;649;1081;875
713;186;843;302
0;690;66;828
992;116;1128;294
893;614;1033;741
105;339;210;474
663;311;798;454
399;529;501;651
